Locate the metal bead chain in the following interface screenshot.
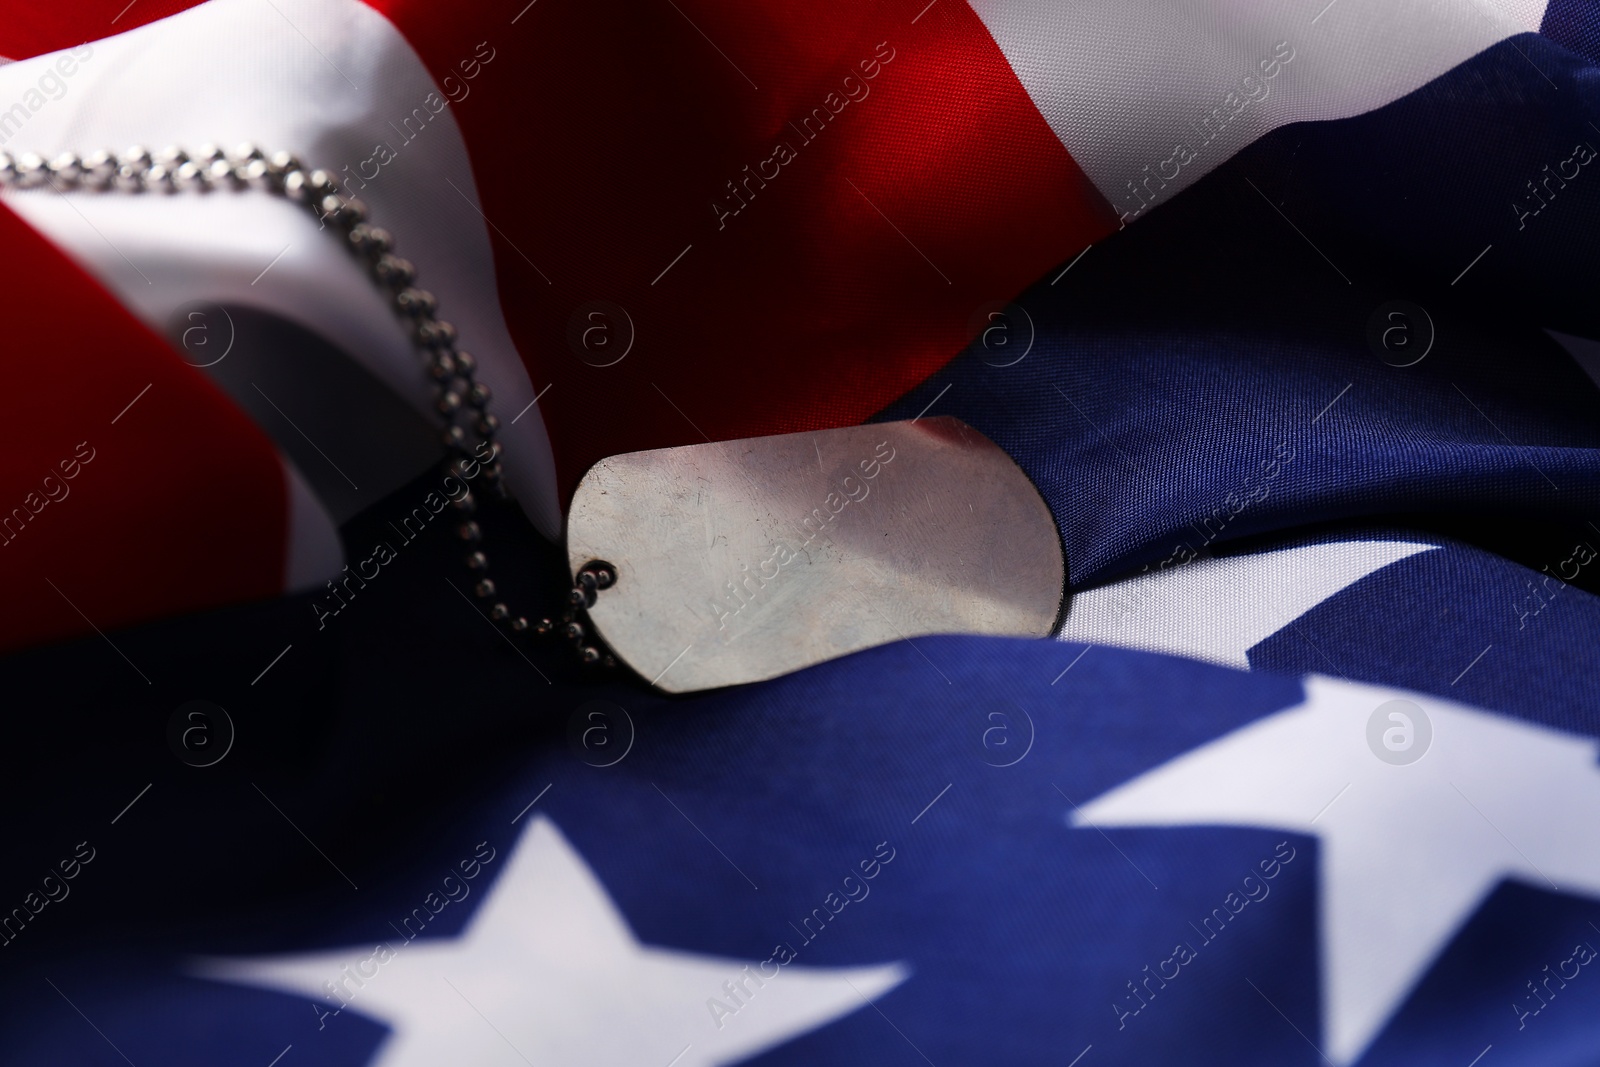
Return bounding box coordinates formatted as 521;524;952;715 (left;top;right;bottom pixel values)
0;143;616;669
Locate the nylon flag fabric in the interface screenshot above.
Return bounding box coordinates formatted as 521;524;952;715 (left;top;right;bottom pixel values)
0;1;1598;1066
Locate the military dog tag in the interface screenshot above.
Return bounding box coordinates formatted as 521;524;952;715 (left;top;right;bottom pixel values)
567;417;1065;693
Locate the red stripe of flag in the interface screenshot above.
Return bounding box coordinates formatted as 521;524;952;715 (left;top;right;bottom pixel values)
0;201;291;652
367;0;1116;494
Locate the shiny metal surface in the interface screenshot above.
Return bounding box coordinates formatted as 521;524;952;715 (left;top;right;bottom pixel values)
567;417;1066;693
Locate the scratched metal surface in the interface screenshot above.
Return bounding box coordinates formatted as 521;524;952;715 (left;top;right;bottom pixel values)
567;417;1066;693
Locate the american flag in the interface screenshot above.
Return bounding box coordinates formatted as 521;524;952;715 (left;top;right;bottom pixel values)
1;1;1598;1064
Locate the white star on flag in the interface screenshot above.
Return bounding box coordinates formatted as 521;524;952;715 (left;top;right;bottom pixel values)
1073;675;1600;1064
197;816;907;1067
1058;540;1435;668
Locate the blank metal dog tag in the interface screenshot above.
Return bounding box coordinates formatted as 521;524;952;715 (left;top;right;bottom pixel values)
566;417;1065;693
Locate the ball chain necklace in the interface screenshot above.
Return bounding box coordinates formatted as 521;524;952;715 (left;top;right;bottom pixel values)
0;143;620;668
0;142;1067;694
